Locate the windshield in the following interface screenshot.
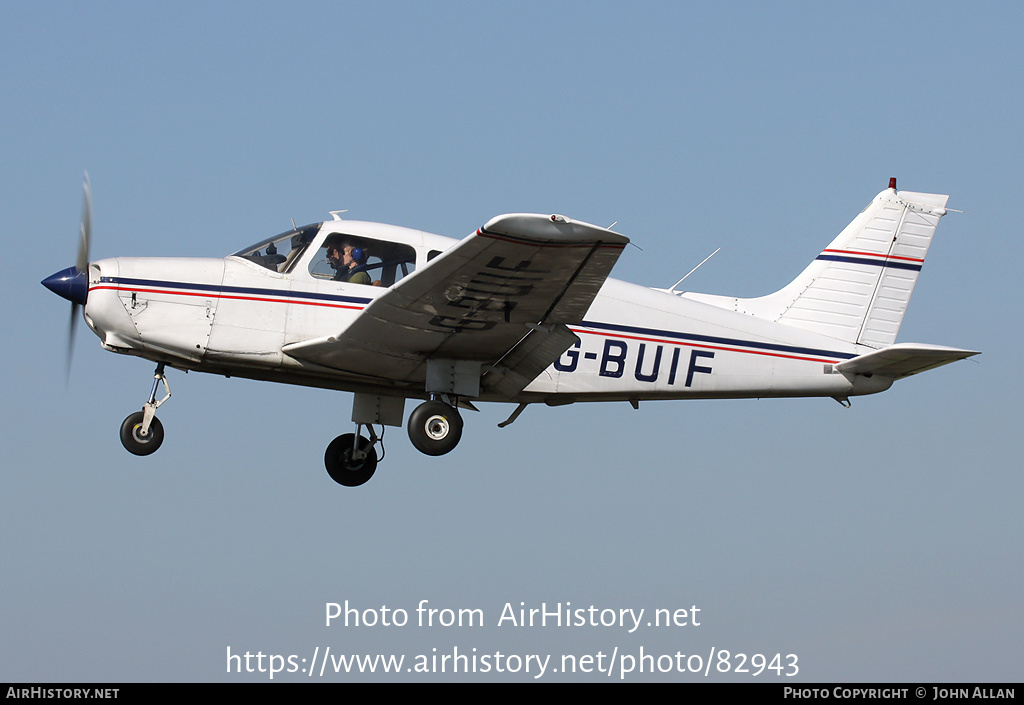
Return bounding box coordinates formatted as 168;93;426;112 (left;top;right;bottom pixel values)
231;223;321;273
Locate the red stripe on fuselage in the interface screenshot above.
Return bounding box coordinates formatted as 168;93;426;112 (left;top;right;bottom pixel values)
88;285;366;311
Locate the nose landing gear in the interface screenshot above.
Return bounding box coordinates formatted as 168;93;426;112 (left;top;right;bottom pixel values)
119;363;170;456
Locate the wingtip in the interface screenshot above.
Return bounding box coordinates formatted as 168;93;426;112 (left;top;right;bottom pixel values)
482;213;629;245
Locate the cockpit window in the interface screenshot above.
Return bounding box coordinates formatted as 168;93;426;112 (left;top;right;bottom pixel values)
232;223;320;273
308;234;417;287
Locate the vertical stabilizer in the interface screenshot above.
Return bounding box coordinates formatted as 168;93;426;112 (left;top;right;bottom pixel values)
683;183;949;348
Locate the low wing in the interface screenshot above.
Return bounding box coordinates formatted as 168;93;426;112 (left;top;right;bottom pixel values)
836;343;979;379
283;214;628;398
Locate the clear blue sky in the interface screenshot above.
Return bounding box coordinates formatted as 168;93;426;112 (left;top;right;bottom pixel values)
2;2;1019;682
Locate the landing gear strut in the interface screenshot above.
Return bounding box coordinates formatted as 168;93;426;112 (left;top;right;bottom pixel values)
407;399;463;456
120;363;170;456
324;426;380;487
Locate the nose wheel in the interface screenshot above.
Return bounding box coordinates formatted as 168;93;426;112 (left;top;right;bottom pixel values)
120;412;164;455
119;363;171;456
407;400;463;456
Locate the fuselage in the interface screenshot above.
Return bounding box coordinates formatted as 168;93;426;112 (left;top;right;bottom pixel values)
81;218;889;405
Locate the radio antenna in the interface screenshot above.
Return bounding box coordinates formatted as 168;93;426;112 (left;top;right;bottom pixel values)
669;248;720;294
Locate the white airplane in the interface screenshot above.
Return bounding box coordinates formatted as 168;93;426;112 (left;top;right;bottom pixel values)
43;177;978;487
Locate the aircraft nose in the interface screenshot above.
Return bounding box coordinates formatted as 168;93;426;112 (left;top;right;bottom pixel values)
41;266;88;306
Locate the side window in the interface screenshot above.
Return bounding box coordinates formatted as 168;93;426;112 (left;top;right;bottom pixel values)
308;235;417;287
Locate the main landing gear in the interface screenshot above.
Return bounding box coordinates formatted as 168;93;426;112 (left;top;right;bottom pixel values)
322;396;464;487
324;426;381;487
407;399;463;456
120;363;170;456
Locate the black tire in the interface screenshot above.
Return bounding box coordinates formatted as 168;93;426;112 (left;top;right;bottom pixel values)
407;401;463;456
324;433;378;487
119;411;164;456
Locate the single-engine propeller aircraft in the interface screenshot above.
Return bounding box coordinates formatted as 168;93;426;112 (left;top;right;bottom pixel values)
43;176;978;487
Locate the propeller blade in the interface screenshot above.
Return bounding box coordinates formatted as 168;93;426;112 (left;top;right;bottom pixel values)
69;172;91;382
76;172;91;274
67;302;80;381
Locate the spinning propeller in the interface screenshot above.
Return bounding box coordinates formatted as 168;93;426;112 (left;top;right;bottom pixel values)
41;173;92;375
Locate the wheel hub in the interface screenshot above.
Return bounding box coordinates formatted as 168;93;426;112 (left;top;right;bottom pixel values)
340;449;366;472
425;415;450;440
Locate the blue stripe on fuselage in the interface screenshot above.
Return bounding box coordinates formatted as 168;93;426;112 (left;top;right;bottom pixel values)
99;276;374;306
578;320;857;360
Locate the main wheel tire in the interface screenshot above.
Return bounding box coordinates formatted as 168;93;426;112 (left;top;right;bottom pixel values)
324;433;378;487
119;411;164;456
407;401;463;456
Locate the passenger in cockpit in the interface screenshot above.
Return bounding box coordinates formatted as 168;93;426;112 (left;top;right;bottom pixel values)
343;244;372;285
327;242;372;285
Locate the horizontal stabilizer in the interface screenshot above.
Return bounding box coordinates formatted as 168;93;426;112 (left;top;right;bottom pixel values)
835;343;979;379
